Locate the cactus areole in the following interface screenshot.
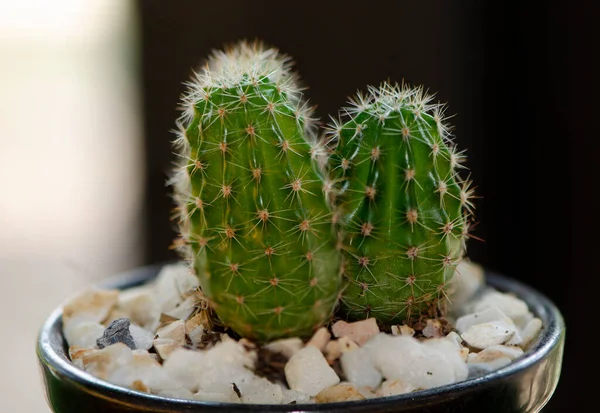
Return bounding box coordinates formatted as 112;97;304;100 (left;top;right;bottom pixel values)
171;42;342;342
328;83;476;324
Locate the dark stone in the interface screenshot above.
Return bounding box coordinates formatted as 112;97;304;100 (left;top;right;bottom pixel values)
96;318;135;350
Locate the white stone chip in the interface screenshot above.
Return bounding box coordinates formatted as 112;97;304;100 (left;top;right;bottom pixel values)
422;319;444;338
376;379;417;397
340;347;382;389
447;260;485;309
518;317;543;349
69;346;95;369
129;324;154;350
468;345;524;364
64;321;105;349
264;337;303;359
455;306;514;334
281;389;313;404
331;318;380;345
162;348;206;392
164;296;198;320
306;327;331;352
164;338;258;394
461;320;517;349
153;320;186;360
153;263;199;313
324;340;341;363
364;334;468;390
187;326;205;348
284;345;340;396
117;285;160;331
357;386;378;399
194;337;257;394
315;383;365;403
80;344;182;393
338;336;360;353
204;335;256;369
469;290;530;325
239;377;283;404
62;288;119;327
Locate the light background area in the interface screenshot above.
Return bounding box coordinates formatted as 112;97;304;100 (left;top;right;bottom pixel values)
0;1;143;411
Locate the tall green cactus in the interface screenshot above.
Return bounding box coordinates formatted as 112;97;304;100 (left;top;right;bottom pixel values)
327;82;475;324
171;41;342;342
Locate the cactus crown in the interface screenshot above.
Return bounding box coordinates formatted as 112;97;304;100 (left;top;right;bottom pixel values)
170;41;342;342
326;82;476;324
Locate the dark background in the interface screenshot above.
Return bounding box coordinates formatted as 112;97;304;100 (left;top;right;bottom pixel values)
135;1;598;410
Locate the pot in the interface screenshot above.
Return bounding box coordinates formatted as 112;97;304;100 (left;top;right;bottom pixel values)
37;263;565;412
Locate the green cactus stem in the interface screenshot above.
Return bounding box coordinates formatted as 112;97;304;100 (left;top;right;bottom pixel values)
327;82;476;324
171;41;342;342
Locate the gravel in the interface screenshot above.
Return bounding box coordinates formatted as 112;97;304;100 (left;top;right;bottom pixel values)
61;261;544;404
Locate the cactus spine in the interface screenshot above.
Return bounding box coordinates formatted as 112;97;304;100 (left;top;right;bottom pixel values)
171;41;342;342
327;82;475;324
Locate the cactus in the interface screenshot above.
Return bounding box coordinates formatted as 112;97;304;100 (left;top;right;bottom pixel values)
327;82;476;324
171;41;342;342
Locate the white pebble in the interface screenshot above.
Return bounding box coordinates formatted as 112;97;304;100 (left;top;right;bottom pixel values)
69;346;95;369
187;326;204;348
519;317;543;349
315;383;365;403
340;347;382;388
164;296;198;320
461;320;517;349
264;337;303;359
376;379;417;397
455;307;514;334
81;344;181;393
129;324;154;350
153;263;199;314
204;336;256;369
239;377;283;404
331;318;380;345
324;340;341;363
162;348;205;392
64;321;105;349
195;338;257;393
470;291;530;325
422;319;444;338
285;345;340;396
364;334;467;390
468;345;524;364
153;320;186;360
447;260;485;310
306;327;331;352
62;288;119;328
338;336;360;353
282;389;313;404
117;286;160;331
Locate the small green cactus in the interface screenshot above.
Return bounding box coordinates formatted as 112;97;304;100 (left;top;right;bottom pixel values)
327;82;476;324
171;41;342;342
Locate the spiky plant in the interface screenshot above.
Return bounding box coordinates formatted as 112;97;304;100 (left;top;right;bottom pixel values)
326;82;476;324
171;41;342;342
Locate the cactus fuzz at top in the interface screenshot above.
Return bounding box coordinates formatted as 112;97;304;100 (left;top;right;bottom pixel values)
171;42;342;342
327;83;476;324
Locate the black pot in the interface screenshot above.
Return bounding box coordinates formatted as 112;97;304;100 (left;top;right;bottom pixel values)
37;264;565;413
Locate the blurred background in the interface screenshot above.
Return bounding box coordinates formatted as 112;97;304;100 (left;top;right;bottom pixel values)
0;0;595;411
